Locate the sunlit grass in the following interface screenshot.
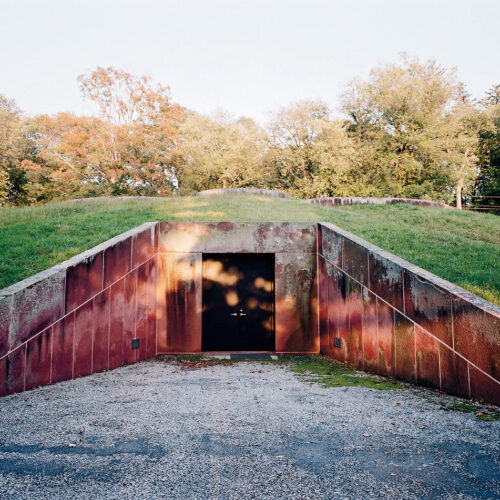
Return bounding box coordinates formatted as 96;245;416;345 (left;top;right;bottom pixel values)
0;195;498;305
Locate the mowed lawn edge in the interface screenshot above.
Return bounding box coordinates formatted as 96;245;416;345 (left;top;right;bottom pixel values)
0;195;499;305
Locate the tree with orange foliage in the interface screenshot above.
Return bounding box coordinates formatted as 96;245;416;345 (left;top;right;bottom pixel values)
77;67;183;195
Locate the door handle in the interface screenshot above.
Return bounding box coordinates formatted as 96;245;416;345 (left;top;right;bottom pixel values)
239;311;247;317
230;312;238;316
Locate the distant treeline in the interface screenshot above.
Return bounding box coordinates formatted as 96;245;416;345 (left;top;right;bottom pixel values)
1;55;499;210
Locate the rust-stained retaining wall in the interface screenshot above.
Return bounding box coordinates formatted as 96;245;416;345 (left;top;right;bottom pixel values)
0;222;159;397
318;223;500;405
0;221;498;405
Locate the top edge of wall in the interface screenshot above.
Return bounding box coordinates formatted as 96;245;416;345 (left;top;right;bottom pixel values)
0;221;158;297
318;221;500;318
304;197;451;208
194;188;291;199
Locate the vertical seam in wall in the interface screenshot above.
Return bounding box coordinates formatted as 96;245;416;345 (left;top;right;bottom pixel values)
71;313;75;379
107;288;111;370
134;269;138;362
438;342;442;390
155;252;158;357
90;299;94;374
101;250;105;290
63;270;67;316
376;298;379;373
450;297;455;351
49;324;54;384
316;252;320;352
467;362;471;398
413;323;417;381
401;269;405;316
121;278;125;365
393;308;396;375
23;342;27;392
361;286;365;371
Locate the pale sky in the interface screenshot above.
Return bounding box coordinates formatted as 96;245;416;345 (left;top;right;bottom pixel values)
1;0;499;124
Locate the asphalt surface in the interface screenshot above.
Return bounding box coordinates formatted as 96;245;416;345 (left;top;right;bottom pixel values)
0;358;498;499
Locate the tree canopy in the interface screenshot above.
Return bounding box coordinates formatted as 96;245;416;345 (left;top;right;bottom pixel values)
0;58;498;210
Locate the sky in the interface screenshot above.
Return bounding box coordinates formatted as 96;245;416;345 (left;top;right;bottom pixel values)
1;0;499;124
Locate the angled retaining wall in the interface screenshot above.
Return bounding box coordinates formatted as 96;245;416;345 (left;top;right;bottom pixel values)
0;221;498;405
0;223;158;396
318;223;500;405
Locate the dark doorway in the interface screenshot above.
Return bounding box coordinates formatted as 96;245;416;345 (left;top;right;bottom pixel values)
202;254;275;351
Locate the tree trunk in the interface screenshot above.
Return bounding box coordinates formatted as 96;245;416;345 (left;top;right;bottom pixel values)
456;180;463;210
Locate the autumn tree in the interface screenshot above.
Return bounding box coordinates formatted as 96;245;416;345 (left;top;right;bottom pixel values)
78;66;183;195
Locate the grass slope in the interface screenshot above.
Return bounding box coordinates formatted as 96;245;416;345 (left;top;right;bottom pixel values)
0;195;499;305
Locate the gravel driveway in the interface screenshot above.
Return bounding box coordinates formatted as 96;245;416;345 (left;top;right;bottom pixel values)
0;358;498;499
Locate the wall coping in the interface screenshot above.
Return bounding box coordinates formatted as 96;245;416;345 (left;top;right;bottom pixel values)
305;197;450;208
319;222;500;318
0;222;158;297
195;188;291;198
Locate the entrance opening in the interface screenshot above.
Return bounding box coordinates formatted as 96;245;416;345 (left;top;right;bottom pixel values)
202;253;275;351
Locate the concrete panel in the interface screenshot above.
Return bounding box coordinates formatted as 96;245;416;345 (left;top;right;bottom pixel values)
146;259;157;358
65;251;103;313
0;294;12;357
51;313;74;384
347;278;363;368
73;301;93;379
362;287;378;373
159;253;202;353
377;299;395;377
368;252;404;312
318;256;328;355
439;344;469;398
109;278;125;370
132;225;155;268
25;328;52;390
136;263;149;361
103;236;132;288
453;298;500;380
123;270;137;364
403;271;453;347
0;345;25;396
319;224;342;268
394;310;415;382
275;253;318;353
92;289;110;374
159;222;316;254
344;238;369;288
469;366;500;406
327;265;349;362
8;268;65;351
414;326;440;388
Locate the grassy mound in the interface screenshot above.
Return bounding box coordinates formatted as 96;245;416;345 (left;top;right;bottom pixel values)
0;195;498;304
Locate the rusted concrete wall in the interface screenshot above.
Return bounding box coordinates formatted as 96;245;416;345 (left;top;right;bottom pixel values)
2;219;498;405
304;197;450;209
0;223;158;397
318;222;500;405
157;222;318;354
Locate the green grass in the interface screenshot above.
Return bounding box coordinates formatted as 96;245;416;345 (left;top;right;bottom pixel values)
421;394;500;421
279;355;401;390
0;194;498;305
158;354;401;390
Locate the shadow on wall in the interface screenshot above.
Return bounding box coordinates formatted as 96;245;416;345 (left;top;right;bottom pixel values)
0;221;499;406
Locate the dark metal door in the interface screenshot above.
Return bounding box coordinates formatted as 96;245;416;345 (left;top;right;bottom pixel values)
202;254;275;351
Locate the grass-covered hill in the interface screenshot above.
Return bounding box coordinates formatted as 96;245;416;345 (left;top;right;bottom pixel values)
0;195;499;305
